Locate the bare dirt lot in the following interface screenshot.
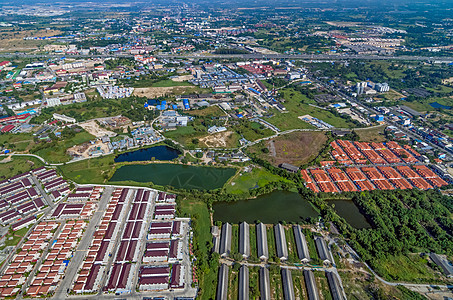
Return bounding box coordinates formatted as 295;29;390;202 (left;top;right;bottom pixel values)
252;131;328;166
78;120;116;138
0;29;63;52
67;140;110;159
172;75;193;82
199;131;237;148
134;86;195;98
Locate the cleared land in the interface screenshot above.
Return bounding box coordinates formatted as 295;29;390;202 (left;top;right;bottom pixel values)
0;29;62;52
78;120;116;137
199;131;239;148
251;131;328;167
133;85;206;98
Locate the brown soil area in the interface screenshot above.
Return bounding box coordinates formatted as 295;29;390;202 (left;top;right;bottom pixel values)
259;131;327;166
199;131;237;148
134;86;194;98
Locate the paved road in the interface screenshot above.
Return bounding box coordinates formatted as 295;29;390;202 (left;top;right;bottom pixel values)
3;52;453;63
53;187;114;300
30;174;54;208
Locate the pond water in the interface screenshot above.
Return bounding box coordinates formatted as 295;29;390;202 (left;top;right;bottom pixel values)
430;102;452;110
109;163;236;190
213;190;319;224
327;199;371;229
114;145;181;162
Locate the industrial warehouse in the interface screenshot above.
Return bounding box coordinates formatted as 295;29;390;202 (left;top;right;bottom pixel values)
213;222;346;300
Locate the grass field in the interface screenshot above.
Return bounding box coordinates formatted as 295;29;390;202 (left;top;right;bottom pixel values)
0;156;44;180
374;254;443;283
355;125;386;142
163;125;206;147
0;226;30;251
0;133;35;152
267;88;358;131
233;122;275;142
187;106;226;117
249;131;328;167
33;131;95;163
58;155;115;183
225;167;291;195
178;199;215;300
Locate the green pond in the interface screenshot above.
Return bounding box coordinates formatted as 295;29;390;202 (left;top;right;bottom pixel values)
327;199;371;229
213;190;319;224
109;163;236;190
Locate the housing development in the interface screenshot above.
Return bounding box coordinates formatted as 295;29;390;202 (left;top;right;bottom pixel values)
0;0;453;299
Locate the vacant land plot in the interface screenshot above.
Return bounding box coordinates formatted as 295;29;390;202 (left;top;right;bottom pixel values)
58;154;114;184
78;120;116;137
199;131;239;148
251;131;327;167
375;254;444;283
32;131;95;163
0;29;62;52
134;85;207;98
187;106;226;117
267;88;358;130
0;156;44;180
0;133;35;152
355;125;386;142
163;126;206;148
225;167;291;195
178;199;216;300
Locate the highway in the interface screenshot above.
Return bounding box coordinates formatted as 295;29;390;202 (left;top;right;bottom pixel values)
1;52;453;63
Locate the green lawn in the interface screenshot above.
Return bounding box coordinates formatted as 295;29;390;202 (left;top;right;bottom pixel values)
355;125;386;142
33;131;95;163
225;168;292;195
374;254;443;283
0;156;44;180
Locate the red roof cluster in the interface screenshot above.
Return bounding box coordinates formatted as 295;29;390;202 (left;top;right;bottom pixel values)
329;140;419;166
303;164;448;193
